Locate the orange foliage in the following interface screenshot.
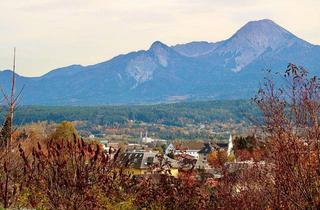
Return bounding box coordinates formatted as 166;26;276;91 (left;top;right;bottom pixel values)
178;170;197;187
208;150;228;168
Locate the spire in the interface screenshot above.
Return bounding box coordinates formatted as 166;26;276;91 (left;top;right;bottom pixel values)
227;134;234;157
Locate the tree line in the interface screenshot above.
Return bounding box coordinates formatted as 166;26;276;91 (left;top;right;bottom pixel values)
0;100;258;127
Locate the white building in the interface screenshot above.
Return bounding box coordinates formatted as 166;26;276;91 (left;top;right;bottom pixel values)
141;131;154;143
140;131;167;144
100;140;109;150
165;142;204;159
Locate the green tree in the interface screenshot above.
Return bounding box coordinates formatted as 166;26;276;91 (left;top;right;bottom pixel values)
51;121;78;140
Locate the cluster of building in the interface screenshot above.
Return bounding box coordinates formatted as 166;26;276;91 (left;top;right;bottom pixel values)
97;132;235;178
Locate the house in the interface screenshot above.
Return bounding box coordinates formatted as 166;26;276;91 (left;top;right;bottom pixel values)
214;142;228;150
165;143;175;155
122;151;179;177
99;140;109;150
195;143;214;169
211;134;234;155
126;143;149;152
99;140;120;155
175;153;198;171
165;141;204;159
225;160;266;174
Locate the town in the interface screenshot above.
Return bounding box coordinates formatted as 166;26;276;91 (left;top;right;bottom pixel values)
88;129;263;181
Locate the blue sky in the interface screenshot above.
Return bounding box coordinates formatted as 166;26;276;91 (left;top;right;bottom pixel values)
0;0;319;76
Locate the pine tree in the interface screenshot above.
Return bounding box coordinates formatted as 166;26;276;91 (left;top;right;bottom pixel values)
0;115;12;148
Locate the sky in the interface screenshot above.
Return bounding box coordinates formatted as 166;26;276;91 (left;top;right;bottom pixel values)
0;0;319;77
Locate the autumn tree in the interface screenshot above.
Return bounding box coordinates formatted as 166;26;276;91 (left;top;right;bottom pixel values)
20;133;133;209
208;150;228;169
214;64;320;209
134;171;215;209
0;48;27;209
253;64;320;208
233;135;257;151
50;121;79;141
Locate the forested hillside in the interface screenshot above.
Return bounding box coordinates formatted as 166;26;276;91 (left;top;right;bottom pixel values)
4;100;258;126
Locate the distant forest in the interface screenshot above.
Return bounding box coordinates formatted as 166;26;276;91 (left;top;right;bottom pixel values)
2;100;260;126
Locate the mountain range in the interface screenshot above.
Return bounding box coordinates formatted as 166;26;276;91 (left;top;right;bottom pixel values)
1;19;319;105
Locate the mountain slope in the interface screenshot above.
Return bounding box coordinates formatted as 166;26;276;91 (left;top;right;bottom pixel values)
201;19;312;71
1;19;319;105
172;41;222;57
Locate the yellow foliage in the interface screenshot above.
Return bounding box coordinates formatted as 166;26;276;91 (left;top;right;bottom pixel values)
208;150;228;168
51;121;78;140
